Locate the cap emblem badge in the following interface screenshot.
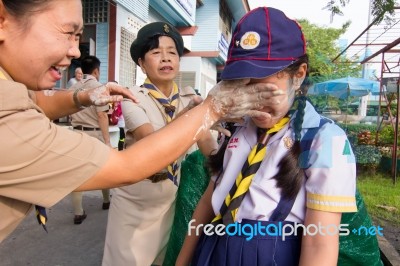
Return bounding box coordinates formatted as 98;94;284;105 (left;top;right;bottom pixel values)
240;32;260;49
163;24;170;33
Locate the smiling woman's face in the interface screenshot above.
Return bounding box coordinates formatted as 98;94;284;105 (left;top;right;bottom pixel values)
0;0;84;90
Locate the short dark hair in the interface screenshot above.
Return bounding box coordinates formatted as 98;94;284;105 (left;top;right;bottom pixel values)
81;56;101;75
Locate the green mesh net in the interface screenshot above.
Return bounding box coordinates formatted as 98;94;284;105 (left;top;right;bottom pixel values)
164;151;383;266
338;189;383;266
163;150;211;266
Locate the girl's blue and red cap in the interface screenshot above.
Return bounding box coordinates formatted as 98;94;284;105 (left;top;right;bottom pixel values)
221;7;306;80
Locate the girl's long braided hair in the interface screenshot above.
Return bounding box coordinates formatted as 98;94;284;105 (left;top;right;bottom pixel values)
208;54;309;200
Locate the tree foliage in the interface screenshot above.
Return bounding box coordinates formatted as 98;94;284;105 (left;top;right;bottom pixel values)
302;0;398;113
298;19;362;84
325;0;397;24
298;19;363;112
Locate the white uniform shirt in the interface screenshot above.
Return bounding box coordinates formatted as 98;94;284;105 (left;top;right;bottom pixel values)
212;102;357;223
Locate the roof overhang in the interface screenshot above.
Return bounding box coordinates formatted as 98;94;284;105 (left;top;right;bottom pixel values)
225;0;250;26
149;0;196;26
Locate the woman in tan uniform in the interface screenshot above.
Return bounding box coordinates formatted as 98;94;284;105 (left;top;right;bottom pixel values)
0;0;285;245
102;22;218;266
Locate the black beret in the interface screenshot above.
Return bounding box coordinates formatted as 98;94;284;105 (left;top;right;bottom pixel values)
130;22;184;65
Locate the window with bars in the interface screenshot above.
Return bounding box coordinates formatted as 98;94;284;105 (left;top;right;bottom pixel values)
82;0;108;23
219;0;233;42
119;27;136;87
175;71;197;92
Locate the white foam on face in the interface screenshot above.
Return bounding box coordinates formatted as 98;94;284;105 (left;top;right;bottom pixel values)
171;79;289;142
43;90;56;96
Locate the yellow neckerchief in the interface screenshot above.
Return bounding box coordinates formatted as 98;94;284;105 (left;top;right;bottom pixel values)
142;78;179;122
142;78;181;185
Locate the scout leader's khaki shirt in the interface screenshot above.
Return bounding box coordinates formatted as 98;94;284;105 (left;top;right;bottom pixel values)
69;75;109;129
0;67;110;243
122;85;198;170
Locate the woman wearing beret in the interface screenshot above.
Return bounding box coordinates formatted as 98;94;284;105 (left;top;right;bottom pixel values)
102;22;219;266
0;0;285;246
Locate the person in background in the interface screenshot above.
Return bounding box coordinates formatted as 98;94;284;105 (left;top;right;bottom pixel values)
115;102;126;151
0;0;285;244
102;22;218;266
69;56;111;224
177;7;356;266
67;67;83;88
108;98;126;151
58;67;83;123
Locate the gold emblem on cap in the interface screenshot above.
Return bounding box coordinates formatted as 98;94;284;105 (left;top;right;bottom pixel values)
240;31;260;50
163;24;170;33
283;136;294;149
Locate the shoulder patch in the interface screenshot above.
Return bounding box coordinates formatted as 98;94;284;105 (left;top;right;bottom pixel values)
342;140;351;155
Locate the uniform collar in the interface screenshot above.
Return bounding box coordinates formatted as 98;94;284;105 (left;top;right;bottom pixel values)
81;74;97;83
138;83;196;97
290;101;321;129
0;68;37;112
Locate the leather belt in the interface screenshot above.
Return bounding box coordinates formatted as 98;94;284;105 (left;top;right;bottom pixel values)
73;126;101;131
148;172;168;183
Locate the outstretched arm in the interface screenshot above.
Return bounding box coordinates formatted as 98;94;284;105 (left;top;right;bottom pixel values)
77;97;220;190
76;80;285;190
34;83;137;120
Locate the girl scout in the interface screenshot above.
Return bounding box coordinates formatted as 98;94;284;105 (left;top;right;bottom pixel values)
177;7;357;266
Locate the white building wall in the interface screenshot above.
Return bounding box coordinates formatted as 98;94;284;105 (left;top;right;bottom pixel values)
180;57;217;96
201;58;217;96
180;57;202;89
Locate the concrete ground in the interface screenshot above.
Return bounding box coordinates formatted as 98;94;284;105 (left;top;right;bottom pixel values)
379;235;400;266
0;191;109;266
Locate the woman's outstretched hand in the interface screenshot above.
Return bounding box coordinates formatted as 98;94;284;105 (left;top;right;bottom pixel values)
207;79;285;121
84;82;139;106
